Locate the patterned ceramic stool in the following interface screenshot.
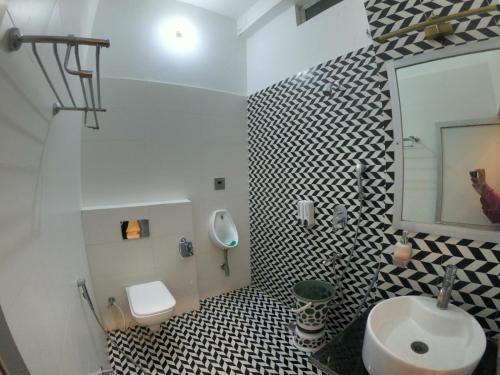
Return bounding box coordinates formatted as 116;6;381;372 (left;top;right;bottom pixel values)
291;280;336;352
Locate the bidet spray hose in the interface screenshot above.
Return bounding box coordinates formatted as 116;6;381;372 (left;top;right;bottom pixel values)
77;279;149;375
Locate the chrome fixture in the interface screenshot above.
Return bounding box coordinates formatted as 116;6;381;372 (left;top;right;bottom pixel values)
322;253;340;281
403;136;420;148
179;237;194;258
322;82;342;97
6;27;110;129
333;161;367;310
436;265;457;309
322;253;339;267
77;279;105;331
323;83;333;96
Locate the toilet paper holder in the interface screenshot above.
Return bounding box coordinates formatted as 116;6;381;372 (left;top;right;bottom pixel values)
179;237;194;258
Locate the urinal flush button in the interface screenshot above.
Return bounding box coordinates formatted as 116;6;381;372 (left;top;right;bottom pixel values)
214;177;225;190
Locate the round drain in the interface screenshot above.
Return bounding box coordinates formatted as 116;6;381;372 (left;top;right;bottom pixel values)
411;341;429;354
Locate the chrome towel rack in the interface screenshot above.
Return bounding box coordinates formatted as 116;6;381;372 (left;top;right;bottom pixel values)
6;27;110;129
403;136;420;148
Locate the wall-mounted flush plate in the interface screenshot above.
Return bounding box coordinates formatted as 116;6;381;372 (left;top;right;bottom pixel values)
120;219;150;240
214;177;225;190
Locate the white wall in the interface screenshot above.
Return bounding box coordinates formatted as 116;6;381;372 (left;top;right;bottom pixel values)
92;0;246;94
82;201;200;331
81;78;250;300
0;1;107;374
245;0;372;94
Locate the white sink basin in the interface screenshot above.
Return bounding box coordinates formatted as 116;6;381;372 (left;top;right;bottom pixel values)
362;296;486;375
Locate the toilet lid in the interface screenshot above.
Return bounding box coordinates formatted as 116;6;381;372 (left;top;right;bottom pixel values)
127;281;176;317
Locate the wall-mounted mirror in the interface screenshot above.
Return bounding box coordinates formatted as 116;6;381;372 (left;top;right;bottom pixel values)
388;39;500;242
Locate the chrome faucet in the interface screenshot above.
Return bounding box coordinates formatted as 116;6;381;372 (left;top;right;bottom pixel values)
436;265;457;309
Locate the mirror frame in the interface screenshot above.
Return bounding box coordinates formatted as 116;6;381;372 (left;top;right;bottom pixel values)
387;37;500;243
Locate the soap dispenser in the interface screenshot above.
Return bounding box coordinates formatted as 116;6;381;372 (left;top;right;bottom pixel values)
393;231;412;267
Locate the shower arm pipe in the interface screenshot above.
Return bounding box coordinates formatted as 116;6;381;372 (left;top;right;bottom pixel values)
375;3;498;43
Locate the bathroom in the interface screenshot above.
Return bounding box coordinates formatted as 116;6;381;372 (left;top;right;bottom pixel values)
0;0;498;374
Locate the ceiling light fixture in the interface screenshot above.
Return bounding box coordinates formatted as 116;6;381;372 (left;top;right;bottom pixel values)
159;17;198;53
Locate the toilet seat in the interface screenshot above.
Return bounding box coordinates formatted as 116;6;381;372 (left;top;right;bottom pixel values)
127;281;175;317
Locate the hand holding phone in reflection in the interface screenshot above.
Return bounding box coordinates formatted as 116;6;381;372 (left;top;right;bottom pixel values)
470;168;500;223
469;169;486;195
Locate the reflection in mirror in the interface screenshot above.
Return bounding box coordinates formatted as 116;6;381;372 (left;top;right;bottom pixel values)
397;49;500;231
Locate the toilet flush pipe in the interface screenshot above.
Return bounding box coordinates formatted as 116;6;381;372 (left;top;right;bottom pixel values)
221;249;230;276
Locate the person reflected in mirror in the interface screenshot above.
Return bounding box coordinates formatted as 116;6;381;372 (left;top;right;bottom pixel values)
470;169;500;223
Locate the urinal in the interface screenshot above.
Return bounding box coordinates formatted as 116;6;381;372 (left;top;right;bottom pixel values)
209;210;238;276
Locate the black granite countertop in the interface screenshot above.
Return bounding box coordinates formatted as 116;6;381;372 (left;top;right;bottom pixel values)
310;306;498;375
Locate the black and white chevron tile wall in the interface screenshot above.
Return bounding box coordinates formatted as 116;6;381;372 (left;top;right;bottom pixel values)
248;0;499;341
365;0;500;338
248;45;386;334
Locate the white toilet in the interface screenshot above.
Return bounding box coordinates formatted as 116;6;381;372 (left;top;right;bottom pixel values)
126;281;176;332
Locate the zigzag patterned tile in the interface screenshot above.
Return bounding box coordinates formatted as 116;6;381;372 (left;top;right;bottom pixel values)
366;0;500;339
107;288;323;375
248;45;385;336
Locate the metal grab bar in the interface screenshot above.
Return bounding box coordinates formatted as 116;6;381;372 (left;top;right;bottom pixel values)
6;27;110;130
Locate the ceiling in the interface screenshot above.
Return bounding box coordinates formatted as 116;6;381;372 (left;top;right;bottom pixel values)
177;0;259;19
